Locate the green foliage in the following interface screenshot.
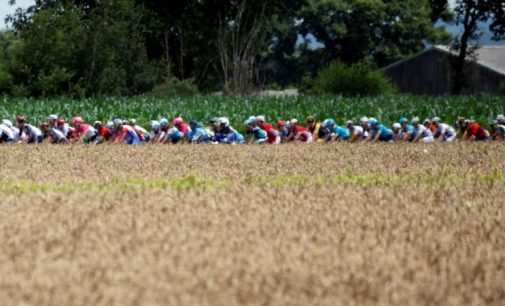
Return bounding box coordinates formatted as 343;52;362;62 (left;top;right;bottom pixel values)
0;95;503;132
5;0;158;97
296;0;447;67
147;78;199;97
4;0;451;96
0;62;12;94
451;0;505;94
429;0;453;23
9;7;84;96
266;83;284;91
259;0;452;87
0;32;18;94
306;61;396;96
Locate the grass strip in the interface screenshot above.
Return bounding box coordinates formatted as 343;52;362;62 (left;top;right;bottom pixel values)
0;170;504;194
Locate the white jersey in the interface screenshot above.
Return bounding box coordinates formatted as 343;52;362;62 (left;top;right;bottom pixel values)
352;125;364;136
50;127;67;142
0;124;15;141
83;126;97;142
11;127;20;141
414;125;433;138
412;125;434;143
351;125;368;138
496;125;505;135
57;123;71;137
24;124;43;138
436;123;454;136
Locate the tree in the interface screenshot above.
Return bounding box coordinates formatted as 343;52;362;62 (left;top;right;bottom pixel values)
137;0;304;91
429;0;453;23
296;0;449;70
217;0;267;95
9;6;85;96
5;0;453;95
81;0;156;96
0;31;17;94
8;0;157;97
452;0;505;94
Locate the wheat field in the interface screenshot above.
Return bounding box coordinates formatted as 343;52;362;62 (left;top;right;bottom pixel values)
0;144;504;306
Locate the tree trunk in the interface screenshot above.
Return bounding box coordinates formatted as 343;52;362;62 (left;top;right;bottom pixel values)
218;0;265;95
163;31;171;80
452;4;475;95
177;25;185;79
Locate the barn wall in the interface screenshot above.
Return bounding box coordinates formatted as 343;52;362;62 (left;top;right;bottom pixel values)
383;49;505;95
467;64;505;95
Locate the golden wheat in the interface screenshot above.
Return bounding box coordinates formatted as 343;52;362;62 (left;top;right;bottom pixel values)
0;144;503;306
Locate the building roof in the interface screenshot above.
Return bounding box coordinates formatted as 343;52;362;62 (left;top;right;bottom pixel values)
382;45;505;76
435;45;505;76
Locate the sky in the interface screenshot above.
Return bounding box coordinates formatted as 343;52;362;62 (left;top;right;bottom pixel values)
0;0;502;45
0;0;458;29
0;0;35;29
0;0;34;28
0;0;460;30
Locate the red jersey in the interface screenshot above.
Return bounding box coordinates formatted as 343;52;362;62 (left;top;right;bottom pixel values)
292;125;312;142
114;126;132;142
468;123;489;140
293;125;308;133
98;127;112;140
259;122;280;144
67;127;77;139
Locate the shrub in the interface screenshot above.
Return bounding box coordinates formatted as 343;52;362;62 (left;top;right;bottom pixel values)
306;61;396;96
148;78;200;97
0;64;12;94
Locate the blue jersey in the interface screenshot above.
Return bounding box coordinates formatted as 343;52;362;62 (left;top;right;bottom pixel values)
167;127;184;143
216;127;244;144
252;127;267;140
214;132;226;143
279;127;289;139
226;130;244;144
331;125;350;140
401;124;414;140
123;127;141;145
371;124;393;141
188;127;211;143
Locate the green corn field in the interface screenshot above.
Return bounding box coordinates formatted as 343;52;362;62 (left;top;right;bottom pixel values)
0;95;504;131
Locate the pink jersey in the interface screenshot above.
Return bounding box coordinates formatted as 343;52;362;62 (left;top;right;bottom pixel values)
176;122;191;135
75;124;91;138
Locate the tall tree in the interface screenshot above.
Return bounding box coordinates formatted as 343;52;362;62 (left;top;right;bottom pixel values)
296;0;449;69
217;0;268;94
8;0;156;96
0;32;17;94
429;0;453;23
4;0;453;95
137;0;303;91
452;0;505;94
9;5;85;96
